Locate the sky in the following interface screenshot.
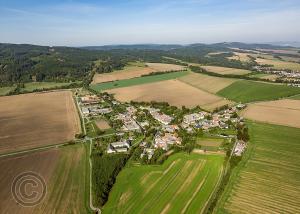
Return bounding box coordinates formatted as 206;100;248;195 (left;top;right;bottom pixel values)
0;0;300;46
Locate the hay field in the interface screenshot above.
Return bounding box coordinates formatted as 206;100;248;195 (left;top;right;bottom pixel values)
201;66;251;75
241;99;300;128
106;80;232;111
217;122;300;214
0;144;89;214
217;80;300;103
256;58;300;71
92;63;185;84
95;119;111;130
0;91;81;154
178;72;237;93
103;153;224;214
227;52;252;62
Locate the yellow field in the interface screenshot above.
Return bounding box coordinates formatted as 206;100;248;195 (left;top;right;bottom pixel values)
201;66;251;75
92;63;185;84
178;72;237;93
227;52;252;62
106;79;232;111
256;58;300;71
241;99;300;128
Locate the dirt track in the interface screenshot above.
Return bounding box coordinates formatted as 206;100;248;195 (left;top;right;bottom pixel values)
0;91;81;154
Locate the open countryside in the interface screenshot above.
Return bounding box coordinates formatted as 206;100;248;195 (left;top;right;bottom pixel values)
103;153;224;214
0;91;81;154
217;122;300;214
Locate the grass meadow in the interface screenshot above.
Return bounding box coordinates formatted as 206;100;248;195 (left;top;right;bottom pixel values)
102;153;224;214
90;71;189;91
216;122;300;214
217;80;300;103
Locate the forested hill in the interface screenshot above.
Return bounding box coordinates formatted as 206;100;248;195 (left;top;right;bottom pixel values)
0;42;289;86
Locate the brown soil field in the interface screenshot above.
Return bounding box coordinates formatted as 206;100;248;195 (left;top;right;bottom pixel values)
241;99;300;128
178;72;237;93
201;66;251;75
0;144;88;214
0;91;81;154
92;63;185;84
95;119;111;130
106;79;232;111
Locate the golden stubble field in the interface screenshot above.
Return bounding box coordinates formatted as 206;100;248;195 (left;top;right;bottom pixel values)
241;99;300;128
201;66;251;75
92;63;185;84
0;91;81;154
106;79;232;111
0;144;87;214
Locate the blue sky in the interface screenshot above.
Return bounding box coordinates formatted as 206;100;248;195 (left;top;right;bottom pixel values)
0;0;300;46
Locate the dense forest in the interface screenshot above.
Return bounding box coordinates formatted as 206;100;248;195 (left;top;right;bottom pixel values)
0;42;288;86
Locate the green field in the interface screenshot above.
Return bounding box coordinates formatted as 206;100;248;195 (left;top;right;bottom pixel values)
216;122;300;213
21;82;76;92
0;86;14;96
102;153;224;214
217;80;300;103
290;94;300;100
90;71;189;91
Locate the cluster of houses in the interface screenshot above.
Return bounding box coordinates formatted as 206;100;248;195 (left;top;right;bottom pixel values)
181;104;245;132
115;107;141;132
141;107;173;125
154;132;182;150
80;95;112;116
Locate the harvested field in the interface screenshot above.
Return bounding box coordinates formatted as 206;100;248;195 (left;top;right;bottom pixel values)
217;122;300;214
0;144;89;214
0;91;81;154
92;63;185;84
241;99;300;128
178;72;237;93
103;153;224;214
227;52;252;62
255;58;300;71
201;66;251;75
95;119;110;130
106;79;232;111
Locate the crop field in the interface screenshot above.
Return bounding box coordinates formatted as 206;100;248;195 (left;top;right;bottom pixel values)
21;82;74;92
241;99;300;128
90;71;189;92
178;72;237;93
255;58;300;71
201;66;251;75
248;73;279;81
0;91;81;154
106;79;233;111
0;144;89;214
290;94;300;100
102;153;224;214
217;122;300;214
92;63;185;84
227;52;252;62
217;80;300;103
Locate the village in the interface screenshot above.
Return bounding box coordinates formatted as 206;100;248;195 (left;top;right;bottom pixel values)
76;89;248;162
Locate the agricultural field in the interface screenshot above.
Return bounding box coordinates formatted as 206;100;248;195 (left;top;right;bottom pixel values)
255;57;300;71
103;153;224;214
241;99;300;128
217;80;300;103
217;122;300;214
248;73;279;81
20;82;75;92
178;72;237;93
0;91;81;154
92;62;185;84
90;71;189;92
290;94;300;100
227;52;252;62
0;144;90;214
201;66;251;75
106;79;233;111
197;137;224;152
